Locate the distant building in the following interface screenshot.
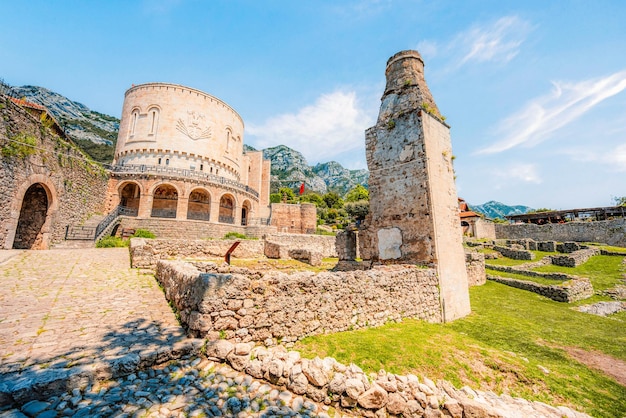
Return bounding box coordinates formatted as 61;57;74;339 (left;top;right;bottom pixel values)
458;198;495;239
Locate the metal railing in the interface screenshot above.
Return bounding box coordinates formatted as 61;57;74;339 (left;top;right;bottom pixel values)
151;208;177;219
187;211;211;221
219;215;235;224
110;164;259;198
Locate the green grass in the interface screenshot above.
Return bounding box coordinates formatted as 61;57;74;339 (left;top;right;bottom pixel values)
533;255;625;292
485;250;555;267
295;281;626;417
95;236;129;248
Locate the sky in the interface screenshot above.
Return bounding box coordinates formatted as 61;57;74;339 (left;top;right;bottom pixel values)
1;0;625;209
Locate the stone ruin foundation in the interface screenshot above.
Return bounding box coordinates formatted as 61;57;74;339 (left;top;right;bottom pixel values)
358;50;471;321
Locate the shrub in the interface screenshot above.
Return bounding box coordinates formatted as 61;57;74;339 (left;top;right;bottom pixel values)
96;236;129;248
223;232;248;240
2;133;38;158
131;229;156;239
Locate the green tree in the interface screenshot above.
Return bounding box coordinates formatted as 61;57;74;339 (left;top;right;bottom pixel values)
344;200;369;221
323;192;344;209
270;193;282;204
278;187;296;203
299;192;324;207
613;196;626;206
345;184;369;202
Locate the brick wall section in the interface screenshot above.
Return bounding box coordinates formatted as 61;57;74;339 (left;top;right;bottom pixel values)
0;98;108;249
488;275;593;302
496;219;626;248
156;261;443;344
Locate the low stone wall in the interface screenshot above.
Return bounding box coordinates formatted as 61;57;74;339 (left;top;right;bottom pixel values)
551;248;600;267
537;241;557;252
204;342;588;418
118;217;276;240
488;275;593;302
130;238;265;269
156;261;443;344
486;264;575;281
493;245;534;260
465;251;486;286
496;219;626;248
265;233;337;258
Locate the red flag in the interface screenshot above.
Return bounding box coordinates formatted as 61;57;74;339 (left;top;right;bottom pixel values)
299;182;305;195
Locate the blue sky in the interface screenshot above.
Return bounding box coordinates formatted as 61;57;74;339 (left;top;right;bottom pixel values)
2;0;625;209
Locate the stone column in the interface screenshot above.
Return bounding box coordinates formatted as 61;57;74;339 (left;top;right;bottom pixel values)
361;50;471;321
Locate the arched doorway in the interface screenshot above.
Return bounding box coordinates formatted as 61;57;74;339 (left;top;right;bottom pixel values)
119;182;140;216
151;184;178;218
187;189;211;221
13;183;49;249
241;200;251;226
219;194;235;224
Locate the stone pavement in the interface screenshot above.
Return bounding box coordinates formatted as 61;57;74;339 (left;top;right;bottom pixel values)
0;249;338;417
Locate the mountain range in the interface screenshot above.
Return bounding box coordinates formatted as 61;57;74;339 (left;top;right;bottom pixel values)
7;84;532;215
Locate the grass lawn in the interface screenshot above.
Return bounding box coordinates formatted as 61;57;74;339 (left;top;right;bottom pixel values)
532;255;625;293
295;281;626;417
484;250;555;267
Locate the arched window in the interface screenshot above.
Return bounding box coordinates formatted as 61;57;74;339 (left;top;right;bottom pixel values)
241;200;251;226
129;109;139;138
225;128;232;152
187;189;211;221
151;184;178;218
219;194;235;224
148;107;159;135
119;183;140;216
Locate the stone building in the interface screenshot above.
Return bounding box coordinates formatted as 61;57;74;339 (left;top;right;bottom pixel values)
359;50;471;321
105;83;272;230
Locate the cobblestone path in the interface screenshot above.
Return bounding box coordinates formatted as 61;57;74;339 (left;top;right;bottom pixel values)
0;248;183;375
0;249;338;417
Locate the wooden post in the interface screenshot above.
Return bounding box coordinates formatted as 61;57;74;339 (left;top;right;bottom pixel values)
225;241;241;265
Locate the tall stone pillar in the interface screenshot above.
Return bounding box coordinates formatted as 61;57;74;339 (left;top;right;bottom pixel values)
360;50;470;321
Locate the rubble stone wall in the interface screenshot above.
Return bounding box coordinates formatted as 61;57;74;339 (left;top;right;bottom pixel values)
496;219;626;248
488;275;593;302
465;251;486;286
156;260;443;344
551;248;600;267
0;98;108;249
265;233;337;258
493;245;534;260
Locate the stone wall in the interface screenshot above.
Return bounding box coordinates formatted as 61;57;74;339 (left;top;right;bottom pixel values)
465;251;486;286
0;98;108;249
488;275;593;302
496;219;626;248
493;245;534;260
474;218;496;240
551;248;599;267
118;217;276;240
269;203;317;234
265;233;337;258
204;342;588;418
156;260;443;344
129;238;266;269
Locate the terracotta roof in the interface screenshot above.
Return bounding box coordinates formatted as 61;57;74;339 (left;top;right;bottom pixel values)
460;210;480;219
10;97;46;110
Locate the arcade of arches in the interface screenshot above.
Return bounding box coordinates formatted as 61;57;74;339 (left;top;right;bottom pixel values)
111;180;254;226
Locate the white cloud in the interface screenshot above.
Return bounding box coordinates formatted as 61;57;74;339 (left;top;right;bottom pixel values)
246;90;373;164
418;16;532;68
494;163;542;184
477;71;626;154
605;143;626;171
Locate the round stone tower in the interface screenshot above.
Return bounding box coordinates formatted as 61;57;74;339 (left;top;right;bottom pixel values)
378;50;440;124
115;83;245;182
